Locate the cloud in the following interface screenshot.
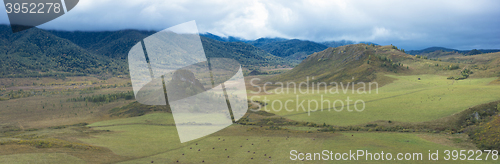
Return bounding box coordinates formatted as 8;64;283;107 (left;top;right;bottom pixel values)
0;0;499;50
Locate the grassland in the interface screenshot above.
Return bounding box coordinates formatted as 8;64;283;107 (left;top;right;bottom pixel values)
0;45;499;163
252;75;500;126
71;114;494;163
0;73;498;163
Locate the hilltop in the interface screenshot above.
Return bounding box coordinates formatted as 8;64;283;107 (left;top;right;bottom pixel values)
270;44;500;84
270;44;412;84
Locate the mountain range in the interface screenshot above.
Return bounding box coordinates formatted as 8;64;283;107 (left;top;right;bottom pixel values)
0;25;298;78
406;47;500;58
2;25;499;79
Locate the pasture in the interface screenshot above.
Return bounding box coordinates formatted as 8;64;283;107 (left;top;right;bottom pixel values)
251;75;500;126
75;113;493;163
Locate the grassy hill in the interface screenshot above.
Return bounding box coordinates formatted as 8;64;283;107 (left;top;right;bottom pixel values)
270;44;413;84
270;44;500;84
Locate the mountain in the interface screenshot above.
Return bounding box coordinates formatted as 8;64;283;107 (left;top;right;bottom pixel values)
200;36;295;68
0;25;126;78
49;30;156;59
321;40;356;48
0;25;295;78
247;37;288;47
199;32;248;43
198;33;373;61
257;39;328;61
407;47;500;58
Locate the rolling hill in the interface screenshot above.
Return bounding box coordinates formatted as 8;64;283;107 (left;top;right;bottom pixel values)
270;44;413;83
270;43;500;84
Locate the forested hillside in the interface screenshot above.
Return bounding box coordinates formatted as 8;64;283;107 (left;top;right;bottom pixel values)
257;39;328;60
0;25;294;78
0;25;127;78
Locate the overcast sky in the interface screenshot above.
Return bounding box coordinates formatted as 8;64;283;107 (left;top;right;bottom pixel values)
1;0;499;50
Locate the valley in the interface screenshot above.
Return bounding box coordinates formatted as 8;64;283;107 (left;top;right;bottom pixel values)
0;27;499;163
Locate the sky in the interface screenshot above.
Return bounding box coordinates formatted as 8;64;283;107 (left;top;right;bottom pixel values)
1;0;499;50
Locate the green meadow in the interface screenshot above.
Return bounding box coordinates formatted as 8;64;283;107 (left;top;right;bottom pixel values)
75;114;496;163
252;75;500;126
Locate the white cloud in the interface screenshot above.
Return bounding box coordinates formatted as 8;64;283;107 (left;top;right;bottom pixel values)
0;0;499;49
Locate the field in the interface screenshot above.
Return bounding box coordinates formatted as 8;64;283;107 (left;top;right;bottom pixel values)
251;74;500;126
78;113;496;163
0;58;499;163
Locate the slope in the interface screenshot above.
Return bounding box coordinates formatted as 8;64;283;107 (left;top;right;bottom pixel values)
49;30;156;59
257;39;328;61
200;36;295;68
270;44;413;84
0;25;127;77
